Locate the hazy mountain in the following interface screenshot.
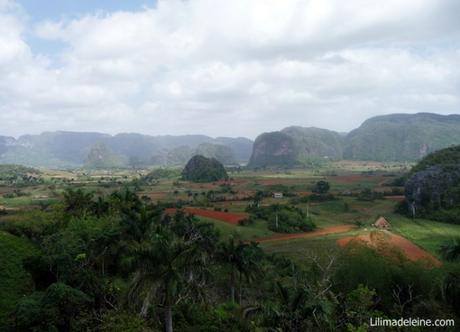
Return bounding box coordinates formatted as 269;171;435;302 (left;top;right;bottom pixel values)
84;143;123;169
0;131;253;168
214;137;254;163
281;126;344;161
3;113;460;168
248;113;460;167
248;127;343;168
194;143;237;165
0;136;15;155
344;113;460;161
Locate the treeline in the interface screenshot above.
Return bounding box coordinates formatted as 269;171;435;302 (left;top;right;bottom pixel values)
1;189;460;331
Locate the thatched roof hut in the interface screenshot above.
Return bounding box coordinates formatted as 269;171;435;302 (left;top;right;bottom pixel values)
373;216;390;229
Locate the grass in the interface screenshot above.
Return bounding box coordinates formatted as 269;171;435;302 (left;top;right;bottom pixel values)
197;216;275;241
3;161;460;267
0;231;38;328
388;214;460;258
260;236;344;265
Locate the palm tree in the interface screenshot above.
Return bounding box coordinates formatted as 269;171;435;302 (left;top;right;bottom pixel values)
253;190;264;208
120;203;160;242
63;188;94;218
128;226;207;332
264;281;317;331
217;237;261;303
439;237;460;261
272;204;282;230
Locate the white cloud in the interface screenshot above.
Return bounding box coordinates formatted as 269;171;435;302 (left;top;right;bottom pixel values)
0;0;459;138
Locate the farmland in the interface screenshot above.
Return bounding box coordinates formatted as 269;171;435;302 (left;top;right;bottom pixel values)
1;160;458;262
1;160;460;331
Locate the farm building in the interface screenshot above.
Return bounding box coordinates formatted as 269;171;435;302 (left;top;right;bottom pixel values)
373;216;390;229
273;192;283;199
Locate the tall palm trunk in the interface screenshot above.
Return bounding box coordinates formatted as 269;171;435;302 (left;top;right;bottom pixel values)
164;286;174;332
165;305;173;332
230;267;236;303
239;271;243;304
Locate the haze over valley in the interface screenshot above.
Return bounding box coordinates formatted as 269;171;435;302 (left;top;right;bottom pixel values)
2;112;460;168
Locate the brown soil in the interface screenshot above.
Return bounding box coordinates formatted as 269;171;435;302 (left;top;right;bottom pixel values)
165;207;248;225
256;224;355;243
337;231;441;266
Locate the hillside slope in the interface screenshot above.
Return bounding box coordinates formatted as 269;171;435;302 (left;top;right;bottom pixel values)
405;145;460;223
344;113;460;161
248;127;343;168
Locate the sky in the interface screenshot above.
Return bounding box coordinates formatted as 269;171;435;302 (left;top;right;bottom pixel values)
0;0;459;139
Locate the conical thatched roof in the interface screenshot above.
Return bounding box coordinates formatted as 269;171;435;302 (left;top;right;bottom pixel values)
373;216;390;228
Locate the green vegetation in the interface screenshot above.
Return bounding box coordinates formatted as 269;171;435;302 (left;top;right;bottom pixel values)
439;238;460;261
248;113;460;168
389;214;460;256
248;127;342;168
182;155;228;182
344;113;460;161
0;231;38;329
312;180;330;194
409;145;460;174
0;165;42;185
1;159;460;330
142;168;181;183
247;204;316;233
248;131;298;168
403;145;460;223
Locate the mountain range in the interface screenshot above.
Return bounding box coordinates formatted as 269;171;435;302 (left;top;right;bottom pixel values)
1;113;460;169
0;132;253;169
248;113;460;167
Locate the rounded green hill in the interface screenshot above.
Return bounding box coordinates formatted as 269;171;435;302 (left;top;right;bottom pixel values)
182;155;228;182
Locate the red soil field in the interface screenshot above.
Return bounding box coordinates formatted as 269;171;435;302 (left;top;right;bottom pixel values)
337;231;441;266
256;224;355;243
165;207;249;225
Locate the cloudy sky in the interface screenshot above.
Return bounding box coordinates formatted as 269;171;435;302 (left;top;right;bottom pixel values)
1;0;459;138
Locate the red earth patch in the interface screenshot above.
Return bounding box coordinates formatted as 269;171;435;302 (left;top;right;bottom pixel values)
256;224;356;243
337;231;441;266
165;207;249;225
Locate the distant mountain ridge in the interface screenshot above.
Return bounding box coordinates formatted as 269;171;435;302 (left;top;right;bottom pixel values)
248;127;343;168
0;131;253;168
344;113;460;161
248;113;460;167
2;113;460;169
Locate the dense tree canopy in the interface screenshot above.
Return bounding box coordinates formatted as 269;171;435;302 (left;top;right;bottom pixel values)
182;155;228;182
1;188;459;331
404;145;460;223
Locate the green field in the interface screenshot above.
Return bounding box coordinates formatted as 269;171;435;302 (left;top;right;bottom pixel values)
1;160;460;330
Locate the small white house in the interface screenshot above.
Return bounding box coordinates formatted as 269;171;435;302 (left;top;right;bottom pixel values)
273;192;283;199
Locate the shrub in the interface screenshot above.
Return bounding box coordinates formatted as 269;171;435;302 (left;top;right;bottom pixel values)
312;180;330;194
